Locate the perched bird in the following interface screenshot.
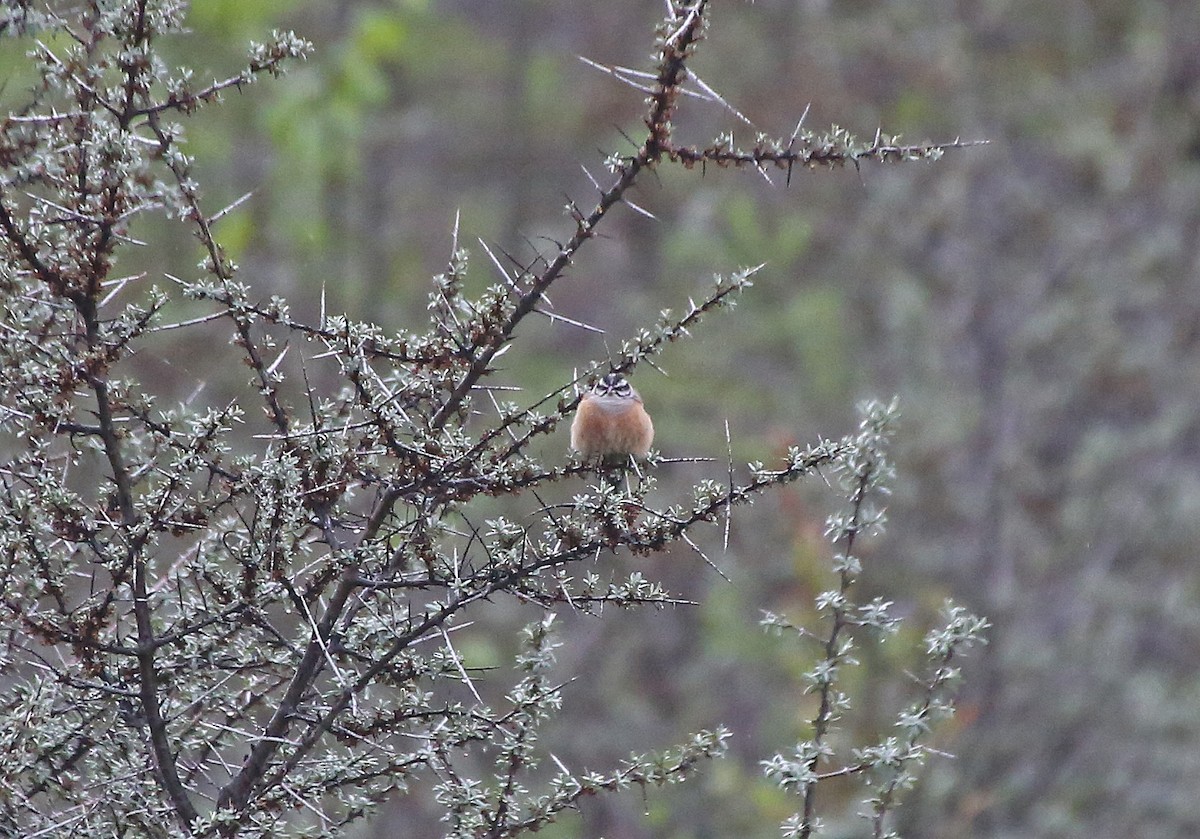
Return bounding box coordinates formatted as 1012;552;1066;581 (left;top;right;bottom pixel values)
570;373;654;463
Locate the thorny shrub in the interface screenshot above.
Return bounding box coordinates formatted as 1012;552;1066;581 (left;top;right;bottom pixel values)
0;1;984;836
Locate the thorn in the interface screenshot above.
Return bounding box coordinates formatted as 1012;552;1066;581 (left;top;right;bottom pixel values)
623;197;657;220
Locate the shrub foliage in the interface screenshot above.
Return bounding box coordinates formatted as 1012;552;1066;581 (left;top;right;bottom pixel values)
0;2;983;836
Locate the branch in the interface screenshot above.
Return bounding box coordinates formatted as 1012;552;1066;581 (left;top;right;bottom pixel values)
245;438;844;800
667;133;986;175
428;0;710;430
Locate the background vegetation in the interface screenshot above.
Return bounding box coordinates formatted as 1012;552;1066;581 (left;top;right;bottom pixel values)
3;1;1198;837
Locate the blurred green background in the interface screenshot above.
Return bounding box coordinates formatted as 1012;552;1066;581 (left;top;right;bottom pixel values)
9;0;1200;836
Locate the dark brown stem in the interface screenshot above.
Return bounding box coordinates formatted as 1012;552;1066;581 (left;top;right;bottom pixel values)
429;0;709;432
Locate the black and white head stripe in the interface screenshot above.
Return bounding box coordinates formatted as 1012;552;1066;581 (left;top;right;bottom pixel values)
594;373;634;398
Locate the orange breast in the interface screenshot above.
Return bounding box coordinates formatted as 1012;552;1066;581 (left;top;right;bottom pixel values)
571;397;654;457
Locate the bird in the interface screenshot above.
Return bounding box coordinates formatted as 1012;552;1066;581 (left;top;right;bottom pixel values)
570;372;654;466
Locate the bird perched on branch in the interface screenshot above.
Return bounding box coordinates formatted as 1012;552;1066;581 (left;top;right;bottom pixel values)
570;373;654;473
